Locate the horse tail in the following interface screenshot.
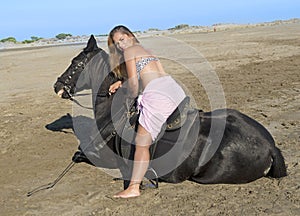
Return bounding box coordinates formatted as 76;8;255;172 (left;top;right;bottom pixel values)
267;147;287;178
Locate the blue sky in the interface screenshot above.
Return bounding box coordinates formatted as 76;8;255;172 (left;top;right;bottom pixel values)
1;0;299;41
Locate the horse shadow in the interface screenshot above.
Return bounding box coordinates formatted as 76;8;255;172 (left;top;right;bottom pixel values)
45;113;118;168
45;113;96;138
45;113;96;165
45;113;74;133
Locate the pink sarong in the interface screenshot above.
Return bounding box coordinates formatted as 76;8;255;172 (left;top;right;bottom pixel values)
137;75;186;141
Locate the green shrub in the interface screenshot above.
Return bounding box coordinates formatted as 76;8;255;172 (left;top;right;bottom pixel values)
22;36;43;44
148;28;160;31
168;24;190;30
96;34;108;37
0;37;17;43
22;40;34;44
174;24;189;29
30;36;42;41
56;33;72;40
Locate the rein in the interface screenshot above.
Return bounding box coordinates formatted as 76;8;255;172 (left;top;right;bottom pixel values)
71;91;110;109
69;97;93;110
28;49;125;196
27;92;126;197
64;88;109;110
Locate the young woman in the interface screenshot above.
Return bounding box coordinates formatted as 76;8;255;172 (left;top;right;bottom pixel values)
108;25;186;198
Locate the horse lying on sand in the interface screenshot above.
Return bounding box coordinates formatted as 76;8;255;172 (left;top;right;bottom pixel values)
52;35;287;189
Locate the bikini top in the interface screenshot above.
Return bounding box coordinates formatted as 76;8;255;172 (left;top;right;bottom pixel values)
136;57;159;79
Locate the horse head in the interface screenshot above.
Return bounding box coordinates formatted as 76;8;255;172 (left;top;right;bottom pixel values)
53;35;104;99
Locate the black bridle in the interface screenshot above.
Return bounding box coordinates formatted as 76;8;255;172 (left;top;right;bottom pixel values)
54;52;90;99
54;50;110;109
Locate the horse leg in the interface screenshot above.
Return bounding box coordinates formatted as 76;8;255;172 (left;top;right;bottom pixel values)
114;135;135;189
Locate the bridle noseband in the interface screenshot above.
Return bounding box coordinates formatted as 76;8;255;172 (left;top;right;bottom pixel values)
54;52;90;99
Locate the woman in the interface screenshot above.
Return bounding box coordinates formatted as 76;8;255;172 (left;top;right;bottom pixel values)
108;25;186;198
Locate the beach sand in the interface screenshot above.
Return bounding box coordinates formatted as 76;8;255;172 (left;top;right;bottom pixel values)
0;22;299;215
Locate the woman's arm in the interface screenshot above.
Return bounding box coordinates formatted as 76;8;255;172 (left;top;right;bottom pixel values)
124;48;139;98
109;80;122;95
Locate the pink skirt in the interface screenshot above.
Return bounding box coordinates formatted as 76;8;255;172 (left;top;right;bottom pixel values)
137;76;186;141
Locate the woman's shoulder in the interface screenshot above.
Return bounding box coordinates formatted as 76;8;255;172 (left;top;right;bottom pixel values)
126;44;145;53
124;45;147;59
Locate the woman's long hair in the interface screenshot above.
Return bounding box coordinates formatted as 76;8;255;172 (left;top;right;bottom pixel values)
108;25;139;79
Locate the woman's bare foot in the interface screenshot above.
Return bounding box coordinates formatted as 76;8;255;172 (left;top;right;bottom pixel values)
113;184;140;198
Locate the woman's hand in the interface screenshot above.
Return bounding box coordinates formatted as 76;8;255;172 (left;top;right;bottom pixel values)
109;81;122;95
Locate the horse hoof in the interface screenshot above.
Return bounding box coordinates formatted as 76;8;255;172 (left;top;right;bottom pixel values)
72;151;94;166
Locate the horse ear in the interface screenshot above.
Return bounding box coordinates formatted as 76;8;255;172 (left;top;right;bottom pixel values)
84;35;99;53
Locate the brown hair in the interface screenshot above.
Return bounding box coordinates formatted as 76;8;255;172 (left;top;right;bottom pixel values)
108;25;139;79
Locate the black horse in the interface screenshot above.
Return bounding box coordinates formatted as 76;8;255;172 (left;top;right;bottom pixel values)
52;35;286;187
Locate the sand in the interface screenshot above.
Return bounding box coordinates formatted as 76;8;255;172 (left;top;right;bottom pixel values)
0;22;299;216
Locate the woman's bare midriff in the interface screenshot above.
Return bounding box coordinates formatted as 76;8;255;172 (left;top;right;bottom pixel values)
139;62;168;88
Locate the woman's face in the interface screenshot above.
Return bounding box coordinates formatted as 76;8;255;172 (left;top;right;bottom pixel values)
112;31;134;51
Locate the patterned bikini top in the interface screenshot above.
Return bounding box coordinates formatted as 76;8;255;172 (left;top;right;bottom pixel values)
136;57;159;79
